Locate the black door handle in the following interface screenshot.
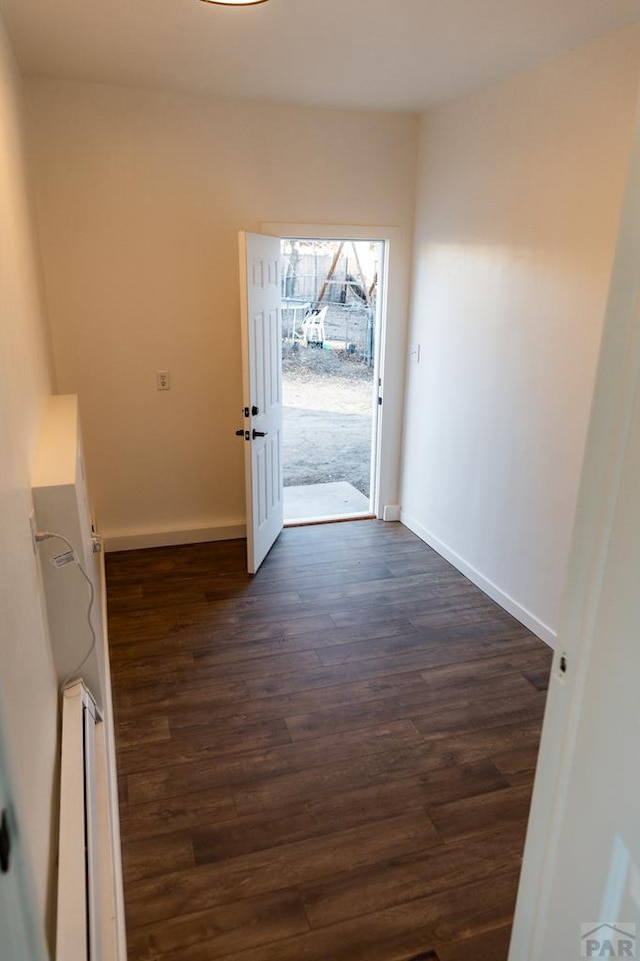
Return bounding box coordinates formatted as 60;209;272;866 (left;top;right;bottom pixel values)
235;430;250;439
252;430;268;439
0;810;10;873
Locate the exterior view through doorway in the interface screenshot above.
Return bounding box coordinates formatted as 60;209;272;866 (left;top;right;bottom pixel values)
280;237;385;525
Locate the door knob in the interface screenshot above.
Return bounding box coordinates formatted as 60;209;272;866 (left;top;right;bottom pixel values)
0;810;10;873
252;430;268;439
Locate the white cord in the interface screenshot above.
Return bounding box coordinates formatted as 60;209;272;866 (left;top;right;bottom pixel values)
35;531;97;689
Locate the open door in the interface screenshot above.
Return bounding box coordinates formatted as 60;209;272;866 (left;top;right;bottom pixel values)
509;88;640;960
238;232;284;574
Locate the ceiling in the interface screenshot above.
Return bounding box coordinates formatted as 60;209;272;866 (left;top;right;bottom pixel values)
2;0;640;113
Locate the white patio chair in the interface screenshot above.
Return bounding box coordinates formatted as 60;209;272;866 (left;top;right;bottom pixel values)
303;306;328;346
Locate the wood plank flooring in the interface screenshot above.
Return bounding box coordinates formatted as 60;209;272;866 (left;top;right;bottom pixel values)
106;520;551;961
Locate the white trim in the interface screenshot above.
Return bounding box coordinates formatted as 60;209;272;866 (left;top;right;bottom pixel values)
383;504;401;522
56;683;89;961
103;523;246;553
96;551;127;960
400;510;557;648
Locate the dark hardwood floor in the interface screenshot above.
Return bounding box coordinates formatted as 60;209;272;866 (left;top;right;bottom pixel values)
106;520;551;961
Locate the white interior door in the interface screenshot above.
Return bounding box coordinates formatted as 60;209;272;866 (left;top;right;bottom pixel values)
509;86;640;959
239;232;284;574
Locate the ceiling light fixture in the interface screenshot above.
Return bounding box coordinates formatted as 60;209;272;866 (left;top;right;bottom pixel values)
199;0;269;5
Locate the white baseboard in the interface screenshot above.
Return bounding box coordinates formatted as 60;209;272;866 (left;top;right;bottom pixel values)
400;510;556;648
103;522;246;553
382;504;401;522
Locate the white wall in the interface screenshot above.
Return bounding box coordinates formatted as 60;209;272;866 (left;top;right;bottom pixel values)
401;26;640;641
0;11;59;944
25;80;418;548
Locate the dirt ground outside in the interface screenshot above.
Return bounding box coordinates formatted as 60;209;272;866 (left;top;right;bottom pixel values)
282;343;374;497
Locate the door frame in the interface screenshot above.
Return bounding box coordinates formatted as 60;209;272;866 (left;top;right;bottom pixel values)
262;222;408;521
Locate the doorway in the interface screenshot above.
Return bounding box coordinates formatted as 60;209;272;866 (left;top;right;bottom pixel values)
280;237;385;525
